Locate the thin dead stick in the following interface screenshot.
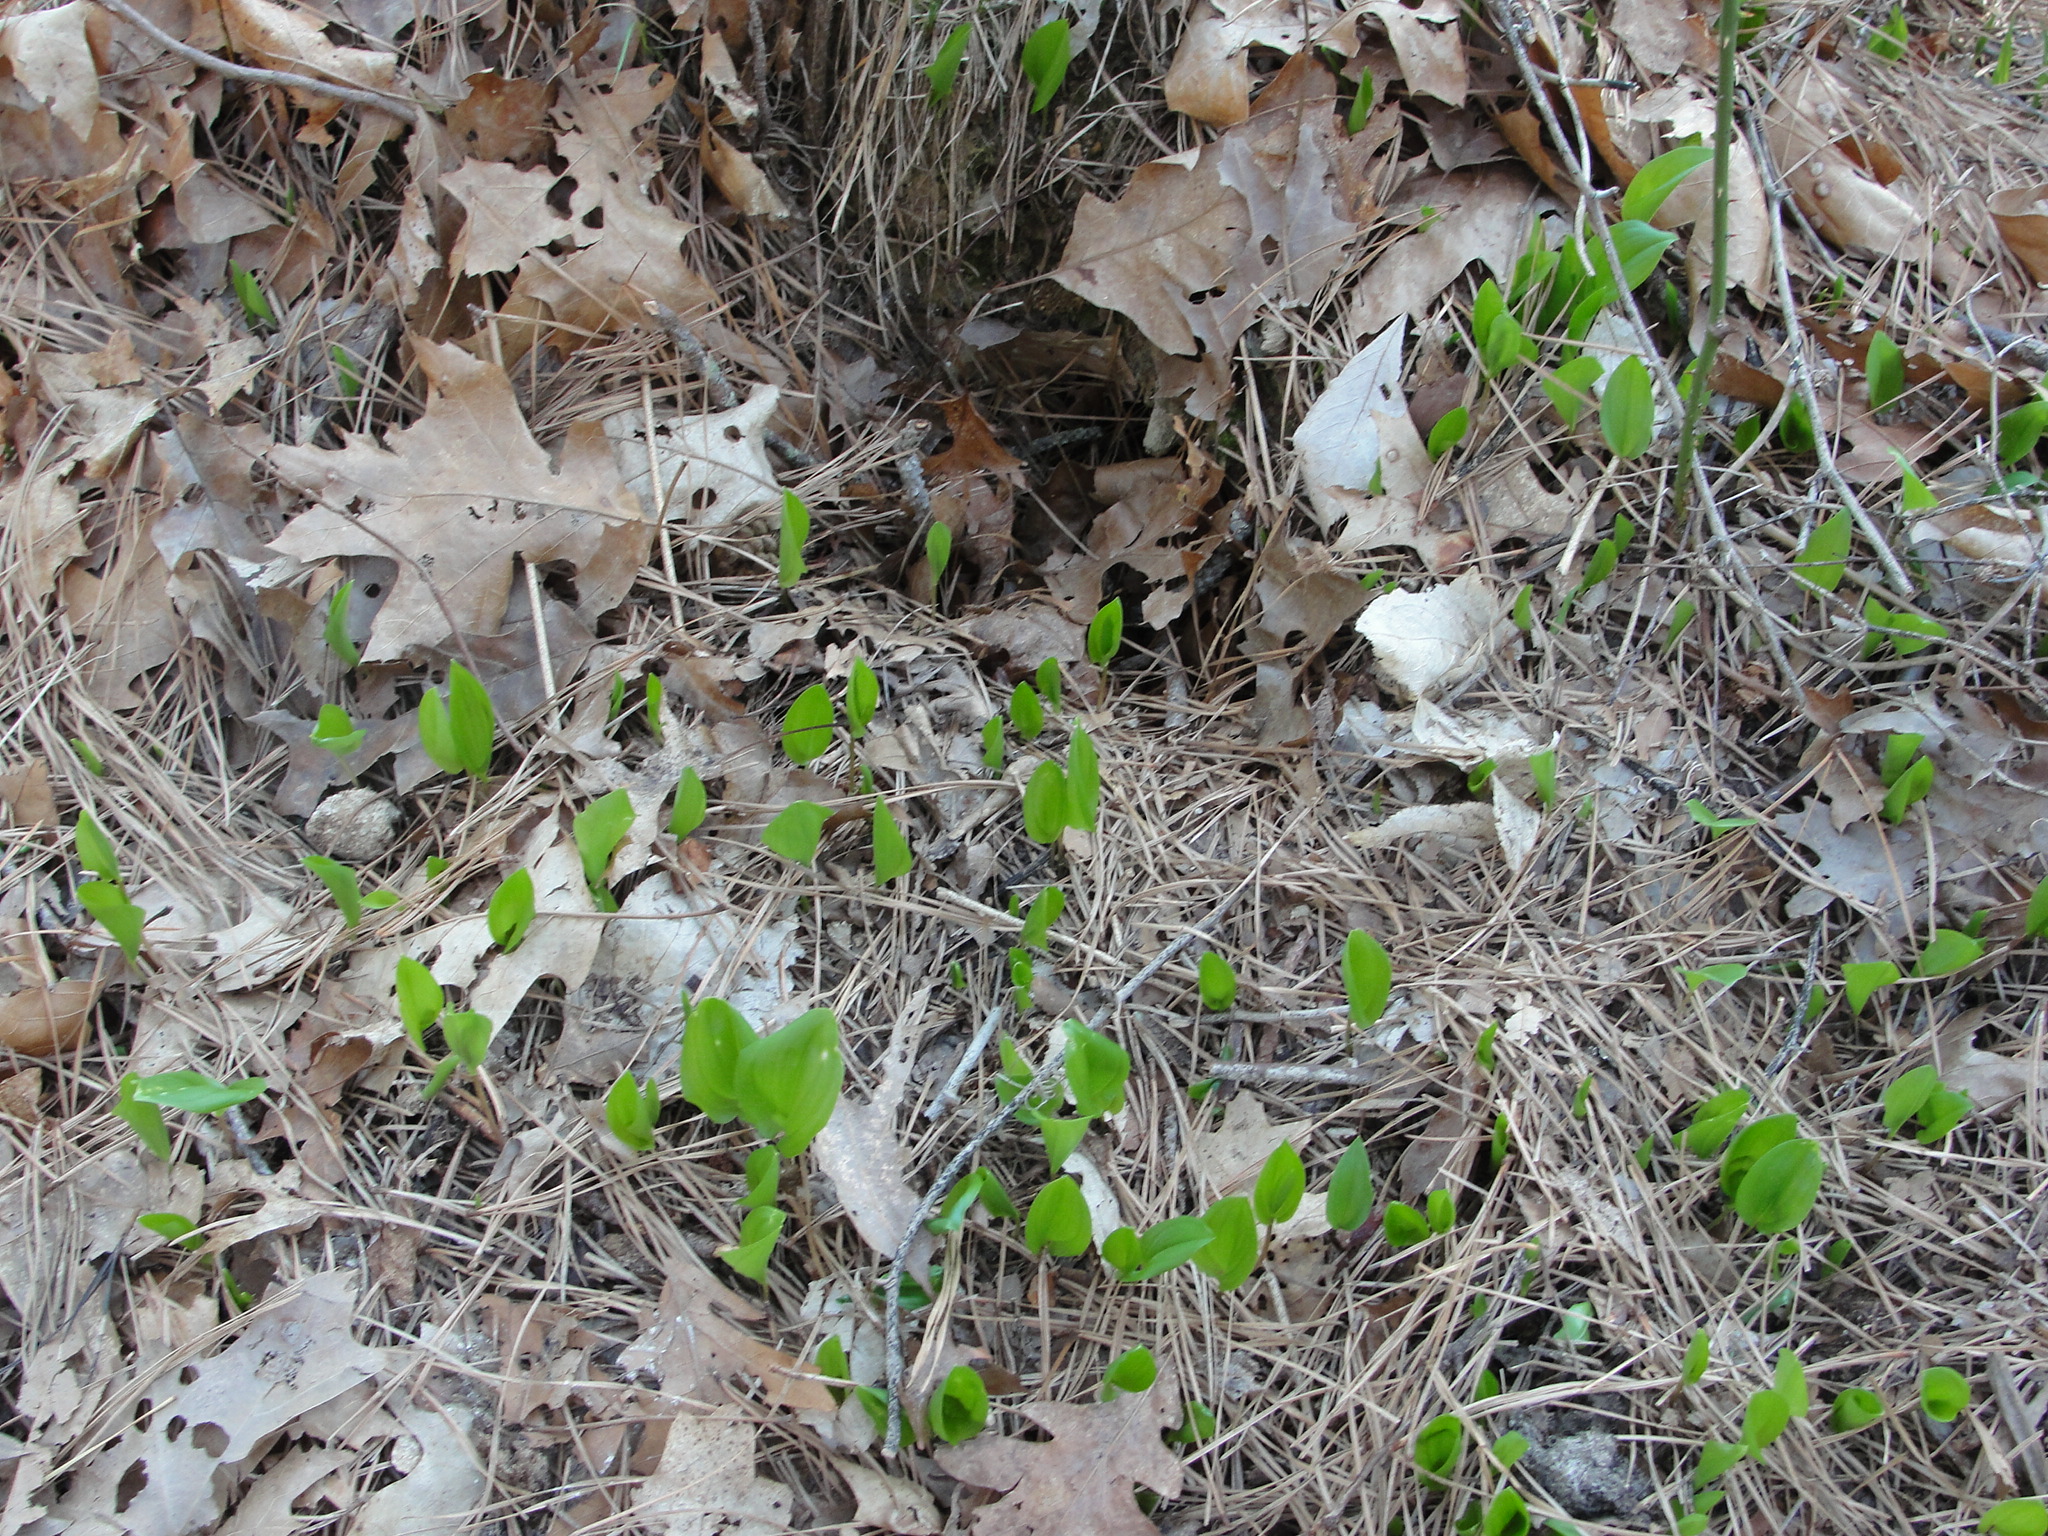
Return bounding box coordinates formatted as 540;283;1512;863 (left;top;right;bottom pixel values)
1987;1354;2048;1494
924;1002;1005;1121
1207;1060;1390;1087
881;860;1272;1455
95;0;417;113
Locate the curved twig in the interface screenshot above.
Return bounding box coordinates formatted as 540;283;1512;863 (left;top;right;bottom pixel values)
95;0;418;114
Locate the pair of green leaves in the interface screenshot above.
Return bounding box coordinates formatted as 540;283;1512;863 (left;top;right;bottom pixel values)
1882;1064;1971;1143
927;1166;1020;1233
76;812;145;962
930;1364;989;1441
1340;929;1392;1026
304;855;399;929
114;1070;269;1159
680;999;844;1156
1102;1214;1214;1283
606;1071;661;1153
574;789;635;907
309;702;367;757
1019;725;1101;843
418;663;495;779
1861;595;1947;658
1020;17;1069;111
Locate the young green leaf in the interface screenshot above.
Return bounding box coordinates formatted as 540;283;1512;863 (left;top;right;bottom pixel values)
394;955;444;1050
926;19;972;100
781;684;835;764
1340;929;1392;1027
681;996;755;1122
1413;1413;1464;1487
1192;1195;1258;1290
1102;1346;1158;1398
310;703;367;757
1491;1429;1531;1471
71;737;107;776
671;767;708;837
228;259;274;325
445;663;495;778
1024;1175;1092;1256
1034;1112;1088;1171
718;1204;785;1281
488;867;535;951
1426;1187;1456;1235
139;1211;205;1250
1326;1138;1375;1231
981;715;1005;771
763;800;831;865
1197;951;1237;1012
1062;1019;1130;1118
1019;885;1065;949
1865;330;1904;411
1830;1387;1884;1433
1693;1439;1745;1488
1982;1502;2048;1536
1792;508;1852;592
1529;746;1559;808
1920;1364;1970;1422
1126;1215;1214;1281
304;854;365;928
1685;1086;1752;1154
1022;760;1067;844
1543;355;1605;428
79;880;144;964
1842;960;1900;1014
1720;1113;1799;1198
1011;682;1045;740
1086;597;1124;667
741;1145;780;1208
1035;656;1062;712
1684;962;1750;992
605;1071;659;1153
1682;1328;1710;1385
1774;1349;1809;1417
1253;1141;1306;1227
927;520;953;585
1065;724;1099;831
1913;927;1984;978
872;798;913;884
931;1363;990;1442
417;688;459;775
1998;400;2048;463
1732;1136;1824;1234
323;580;360;668
1020;17;1070;112
1742;1387;1791;1454
1620;144;1713;222
1686;800;1757;838
1883;1063;1941;1135
1426;406;1469;460
1880;731;1925;787
1880;755;1935;823
130;1070;269;1113
777;491;809;588
1346;66;1374;132
733;1006;843;1155
846;658;880;740
442;1009;493;1071
1601;355;1655;458
1383;1200;1430;1248
74;810;121;888
114;1074;172;1158
1479;310;1528;378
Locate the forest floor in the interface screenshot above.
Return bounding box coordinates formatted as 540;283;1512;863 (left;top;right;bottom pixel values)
5;0;2048;1532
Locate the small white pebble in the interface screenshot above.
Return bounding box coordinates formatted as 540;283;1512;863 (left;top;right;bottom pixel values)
305;788;401;862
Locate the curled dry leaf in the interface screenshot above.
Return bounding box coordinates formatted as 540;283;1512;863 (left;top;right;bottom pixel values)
1912;506;2048;593
1989;185;2048;285
702;127;791;219
3;467;86;601
0;973;99;1054
0;1;101;144
935;1367;1184;1536
267;339;650;660
1162;0;1344;126
1253;530;1367;650
1042;450;1221;624
1609;0;1711;76
1355;570;1502;699
604;385;783;526
1363;0;1465;106
1347;167;1537;335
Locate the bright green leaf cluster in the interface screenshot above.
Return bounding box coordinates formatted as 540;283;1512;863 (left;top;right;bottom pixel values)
680;998;844;1156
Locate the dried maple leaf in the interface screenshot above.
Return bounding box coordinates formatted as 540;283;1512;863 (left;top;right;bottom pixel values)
935;1370;1185;1536
1040;451;1221;624
442;158;576;275
266;339;649;660
446;70;554;164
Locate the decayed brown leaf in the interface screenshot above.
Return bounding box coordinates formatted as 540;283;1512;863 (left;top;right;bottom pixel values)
923;395;1025;603
1347;167;1537;334
1040;451;1222;624
442;158;576;275
935;1369;1184;1536
267;339;649;659
1362;0;1465;106
0;973;97;1054
620;1256;835;1412
1162;0;1343;126
1989;185;2048;285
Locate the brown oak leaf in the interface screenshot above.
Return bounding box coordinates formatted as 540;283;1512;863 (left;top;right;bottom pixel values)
266;339;649;661
935;1370;1184;1536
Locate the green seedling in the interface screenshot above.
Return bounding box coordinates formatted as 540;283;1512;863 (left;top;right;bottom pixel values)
681;997;756;1122
1842;960;1900;1013
1571;1073;1594;1118
1830;1387;1884;1433
441;1010;493;1078
74;810;121;887
1414;1412;1464;1489
114;1073;171;1157
644;674;665;742
1982;1500;2048;1536
1066;725;1100;831
872;798;912;884
332;344;365;401
71;737;107;776
1491;1429;1531;1471
394;955;443;1051
1022;760;1066;844
1682;1329;1710;1385
931;1364;989;1441
1426;1187;1456;1235
1087;598;1124;667
742;1146;780;1208
1866;331;1904;411
1467;759;1497;793
131;1069;268;1114
1024;1175;1092;1256
1340;929;1392;1026
1529;747;1558;808
1345;67;1374;133
1879;731;1925;787
1062;1019;1130;1117
1998;399;2048;463
1881;756;1935;824
1732;1136;1824;1234
1032;1110;1087;1171
1019;885;1064;949
1327;1138;1375;1230
1742;1387;1791;1455
781;684;835;764
1684;962;1749;992
81;880;145;964
1100;1346;1158;1401
1107;1216;1214;1282
303;854;366;928
1775;1349;1809;1416
1035;657;1061;712
731;1007;844;1155
1197;951;1237;1011
1168;1400;1217;1445
1621;144;1712;221
228;259;274;325
1020;17;1069;111
1861;596;1947;658
1601;356;1655;458
1663;598;1698;656
718;1204;785;1281
1694;1440;1744;1488
1687;800;1757;838
1543;355;1605;428
1792;508;1852;592
416;663;495;779
927;1167;1017;1232
927;521;953;586
1384;1201;1430;1248
1914;927;1984;977
1882;1063;1971;1143
1921;1364;1970;1422
1426;406;1469;460
846;658;879;740
2027;873;2048;939
814;1334;851;1401
609;674;627;722
1991;29;2016;84
981;715;1005;770
139;1211;206;1251
1867;3;1907;58
671;767;708;836
1720;1114;1798;1197
606;1071;660;1153
1510;585;1536;630
763;800;831;864
1253;1142;1305;1227
1193;1196;1258;1289
323;581;360;668
926;20;972;100
488;867;535;950
1555;1300;1595;1344
778;490;808;588
1685;1086;1751;1154
1011;682;1045;740
309;704;366;757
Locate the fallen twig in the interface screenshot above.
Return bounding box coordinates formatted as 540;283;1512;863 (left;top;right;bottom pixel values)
95;0;418;113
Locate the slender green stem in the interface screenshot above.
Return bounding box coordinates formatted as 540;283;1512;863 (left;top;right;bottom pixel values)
1675;0;1743;514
